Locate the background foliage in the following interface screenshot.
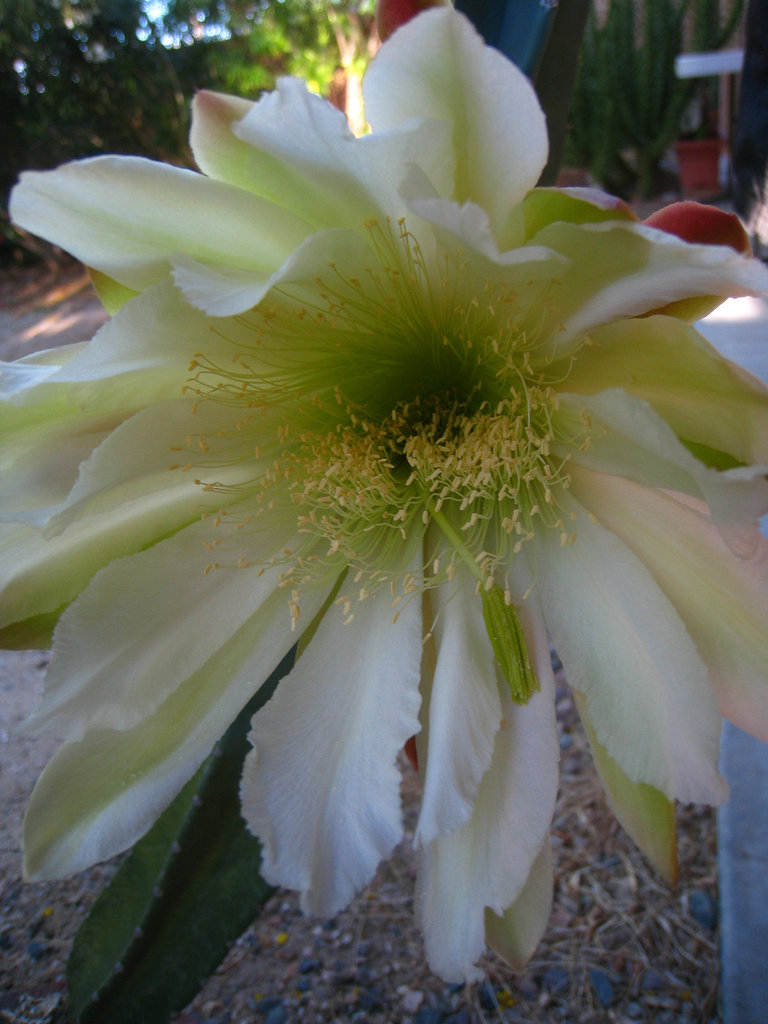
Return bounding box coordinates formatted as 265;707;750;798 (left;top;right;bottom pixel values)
1;0;376;257
566;0;745;197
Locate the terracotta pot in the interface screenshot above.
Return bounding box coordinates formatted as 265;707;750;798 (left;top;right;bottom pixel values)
674;137;723;197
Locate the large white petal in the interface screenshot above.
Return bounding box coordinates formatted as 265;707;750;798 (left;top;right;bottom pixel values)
532;499;727;805
414;570;502;846
571;466;768;743
241;567;423;916
22;616;305;879
364;8;547;243
531;219;768;353
561;314;768;465
10;157;311;294
40;398;256;535
1;284;216;443
191;83;454;237
26;515;320;739
416;598;558;982
560;388;768;554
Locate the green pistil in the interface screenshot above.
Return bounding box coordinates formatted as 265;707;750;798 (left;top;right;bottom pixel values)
481;584;540;705
428;501;539;706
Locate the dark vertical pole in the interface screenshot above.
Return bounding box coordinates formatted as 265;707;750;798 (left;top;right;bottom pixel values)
732;0;768;254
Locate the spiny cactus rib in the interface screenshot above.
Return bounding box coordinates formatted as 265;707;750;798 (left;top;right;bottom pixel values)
66;647;295;1024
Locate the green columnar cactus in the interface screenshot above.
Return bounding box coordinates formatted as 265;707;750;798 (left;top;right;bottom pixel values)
568;0;745;198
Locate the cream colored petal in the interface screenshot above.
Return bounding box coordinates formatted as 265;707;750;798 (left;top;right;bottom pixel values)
561;314;768;465
484;841;554;972
531;501;726;806
192;82;452;232
414;569;502;847
241;563;423;916
531;220;768;354
22;584;315;879
570;465;768;744
364;8;547;242
560;389;768;556
27;515;315;740
10;157;311;294
416;600;557;982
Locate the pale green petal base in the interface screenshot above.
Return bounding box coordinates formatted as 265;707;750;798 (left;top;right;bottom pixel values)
574;690;678;884
485;841;554;972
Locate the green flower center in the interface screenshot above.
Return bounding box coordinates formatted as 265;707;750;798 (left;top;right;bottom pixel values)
185;220;585;592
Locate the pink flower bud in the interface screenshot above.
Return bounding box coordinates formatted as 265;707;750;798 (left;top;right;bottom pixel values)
376;0;446;42
645;201;751;255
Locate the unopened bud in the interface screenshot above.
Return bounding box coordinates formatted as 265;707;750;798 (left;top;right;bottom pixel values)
645;201;750;255
376;0;447;42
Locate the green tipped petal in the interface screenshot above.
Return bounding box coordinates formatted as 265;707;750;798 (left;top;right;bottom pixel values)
87;267;139;315
561;314;768;466
574;690;678;884
485;841;554;972
522;186;636;240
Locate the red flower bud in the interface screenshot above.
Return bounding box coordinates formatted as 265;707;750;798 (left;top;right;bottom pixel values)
376;0;446;42
644;201;751;255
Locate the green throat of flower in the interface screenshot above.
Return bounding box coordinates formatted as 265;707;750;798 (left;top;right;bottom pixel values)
184;219;583;701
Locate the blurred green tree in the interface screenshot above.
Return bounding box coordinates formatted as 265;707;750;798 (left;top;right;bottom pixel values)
1;0;377;256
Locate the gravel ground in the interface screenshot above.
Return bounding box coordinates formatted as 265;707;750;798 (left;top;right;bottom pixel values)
1;650;721;1024
0;262;722;1023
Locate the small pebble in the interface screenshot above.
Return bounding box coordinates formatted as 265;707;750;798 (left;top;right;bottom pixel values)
358;988;385;1011
332;969;356;986
641;968;667;992
588;969;615;1007
357;940;373;958
298;958;319;974
402;989;424;1014
253;997;283;1016
542;967;570;995
478;981;497;1010
689;889;717;931
264;1007;287;1024
27;941;46;961
414;1008;445;1024
516;975;538;999
626;1002;643;1019
445;1012;470;1024
296;979;311;993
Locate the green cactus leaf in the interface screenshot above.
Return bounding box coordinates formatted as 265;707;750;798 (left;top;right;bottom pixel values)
66;647;295;1024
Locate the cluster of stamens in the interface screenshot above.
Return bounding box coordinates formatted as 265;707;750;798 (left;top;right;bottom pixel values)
180;218;589;603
